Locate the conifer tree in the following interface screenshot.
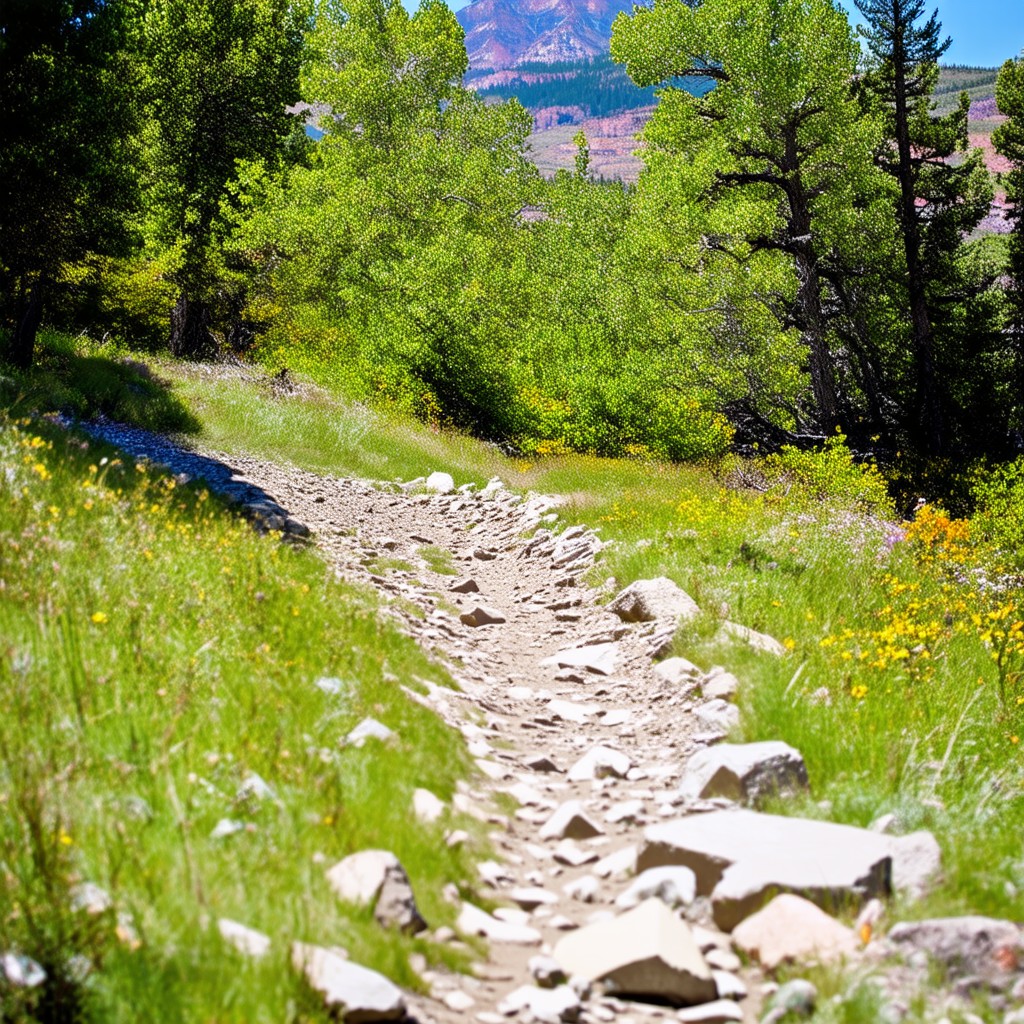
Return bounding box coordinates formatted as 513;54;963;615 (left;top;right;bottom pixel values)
995;55;1024;352
854;0;992;453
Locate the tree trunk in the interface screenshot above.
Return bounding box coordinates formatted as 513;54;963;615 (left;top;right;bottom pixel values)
782;124;840;435
169;293;215;359
7;277;45;371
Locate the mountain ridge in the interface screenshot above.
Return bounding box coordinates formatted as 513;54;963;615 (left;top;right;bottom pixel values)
455;0;633;71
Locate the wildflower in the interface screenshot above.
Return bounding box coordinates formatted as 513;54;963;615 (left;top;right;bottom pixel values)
850;684;868;699
31;462;50;480
90;612;108;624
58;830;73;846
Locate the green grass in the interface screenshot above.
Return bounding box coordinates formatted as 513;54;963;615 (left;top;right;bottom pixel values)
7;333;1024;1017
0;411;478;1022
418;545;458;577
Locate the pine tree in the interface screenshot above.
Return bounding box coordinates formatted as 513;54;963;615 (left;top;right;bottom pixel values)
854;0;992;454
995;55;1024;352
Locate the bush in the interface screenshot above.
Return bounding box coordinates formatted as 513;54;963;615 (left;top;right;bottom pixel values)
762;433;895;515
971;457;1024;568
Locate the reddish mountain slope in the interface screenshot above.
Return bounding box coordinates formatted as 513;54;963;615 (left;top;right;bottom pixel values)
456;0;633;70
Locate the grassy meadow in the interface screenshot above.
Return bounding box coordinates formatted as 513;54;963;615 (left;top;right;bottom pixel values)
4;333;1024;1022
0;372;479;1020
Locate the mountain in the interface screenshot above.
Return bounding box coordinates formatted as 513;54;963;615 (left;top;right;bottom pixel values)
456;0;634;71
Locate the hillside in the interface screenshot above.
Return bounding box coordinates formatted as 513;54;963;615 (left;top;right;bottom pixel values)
5;339;1024;1022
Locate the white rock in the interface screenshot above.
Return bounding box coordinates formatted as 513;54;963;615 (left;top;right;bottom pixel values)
563;875;600;903
608;578;700;624
498;984;581;1023
540;801;604;841
506;781;551;808
457;902;542;945
711;969;747;1001
443;990;476;1011
676;999;744;1023
425;472;455;494
346;718;394;747
292;943;406;1022
678;742;808;806
731;894;859;969
493;908;532;926
592;846;637;879
567;745;632;782
460;605;507;627
413;788;445;824
546;699;600;724
553;840;599;867
606;800;644;825
653;657;702;686
509;887;558;911
888;830;942;898
693;700;740;734
326;850;426;934
615;866;697;910
540;643;619;677
218;918;271;958
704;947;741;972
529;955;568;988
553;898;716;1005
718;621;787;657
703;671;740;701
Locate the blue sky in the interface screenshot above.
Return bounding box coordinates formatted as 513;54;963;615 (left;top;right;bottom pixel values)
402;0;1023;69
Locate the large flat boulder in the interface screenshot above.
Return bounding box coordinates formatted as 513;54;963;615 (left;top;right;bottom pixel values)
639;810;891;931
608;578;700;624
678;742;808;807
553;898;716;1006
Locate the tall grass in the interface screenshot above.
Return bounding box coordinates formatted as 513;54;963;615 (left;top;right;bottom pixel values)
0;413;475;1022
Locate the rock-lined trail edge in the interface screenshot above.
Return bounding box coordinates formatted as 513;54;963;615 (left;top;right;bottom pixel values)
80;419;1024;1024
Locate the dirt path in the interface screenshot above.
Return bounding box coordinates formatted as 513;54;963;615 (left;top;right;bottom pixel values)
82;420;760;1022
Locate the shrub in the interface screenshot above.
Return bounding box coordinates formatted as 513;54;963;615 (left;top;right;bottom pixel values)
763;433;894;515
971;457;1024;568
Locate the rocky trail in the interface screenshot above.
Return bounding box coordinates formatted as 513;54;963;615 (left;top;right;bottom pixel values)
79;418;1024;1024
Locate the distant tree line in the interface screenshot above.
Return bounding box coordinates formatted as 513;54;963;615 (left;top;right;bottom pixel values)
2;0;1024;475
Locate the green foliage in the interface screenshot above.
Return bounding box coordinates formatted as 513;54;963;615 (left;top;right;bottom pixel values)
612;0;893;437
763;435;895;516
855;0;998;455
0;0;143;368
0;331;200;434
969;458;1024;567
141;0;309;355
994;53;1024;357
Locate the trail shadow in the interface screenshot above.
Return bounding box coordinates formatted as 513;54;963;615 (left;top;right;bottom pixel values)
0;334;201;435
78;418;311;540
